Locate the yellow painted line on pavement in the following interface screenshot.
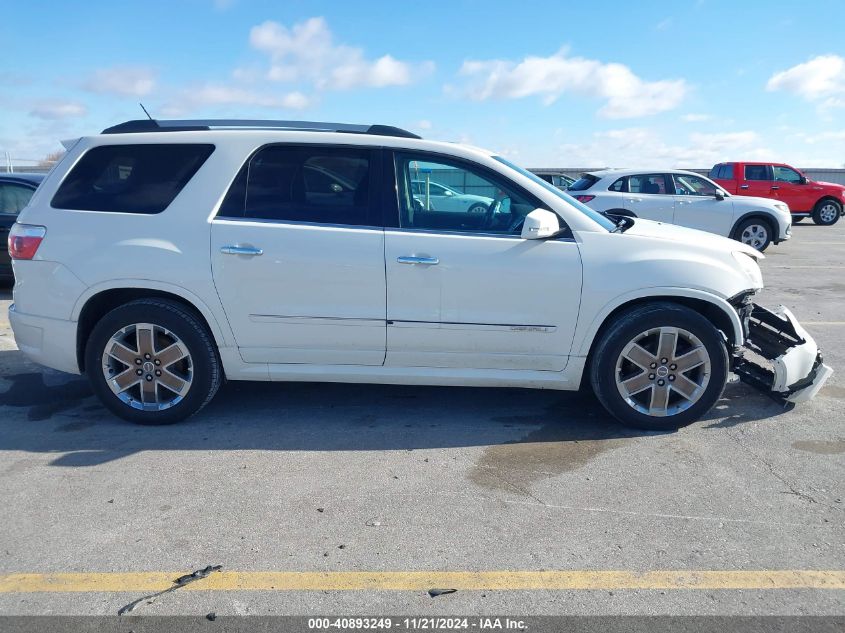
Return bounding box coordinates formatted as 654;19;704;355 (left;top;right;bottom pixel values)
0;570;843;593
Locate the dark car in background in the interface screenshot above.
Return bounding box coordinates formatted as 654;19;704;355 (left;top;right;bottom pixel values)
1;173;44;283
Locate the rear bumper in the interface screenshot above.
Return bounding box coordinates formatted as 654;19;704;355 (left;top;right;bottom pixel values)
8;304;81;375
734;304;832;404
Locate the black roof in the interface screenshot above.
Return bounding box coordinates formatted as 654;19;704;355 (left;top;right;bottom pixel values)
101;119;422;139
0;173;45;186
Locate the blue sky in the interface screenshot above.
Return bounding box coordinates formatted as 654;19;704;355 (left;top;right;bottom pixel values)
2;0;845;168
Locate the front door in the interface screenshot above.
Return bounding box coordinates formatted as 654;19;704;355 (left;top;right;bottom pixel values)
211;144;386;365
739;164;773;198
670;173;734;236
384;152;582;371
772;165;815;212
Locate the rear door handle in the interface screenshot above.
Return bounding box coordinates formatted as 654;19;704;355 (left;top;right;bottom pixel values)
397;256;439;265
221;245;263;256
740;184;749;190
771;186;780;190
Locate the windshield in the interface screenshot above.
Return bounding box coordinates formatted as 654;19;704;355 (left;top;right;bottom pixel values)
493;156;617;231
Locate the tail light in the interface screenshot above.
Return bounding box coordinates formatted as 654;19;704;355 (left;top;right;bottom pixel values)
573;195;595;203
8;224;46;260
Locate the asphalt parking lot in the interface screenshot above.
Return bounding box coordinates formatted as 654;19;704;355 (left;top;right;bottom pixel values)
0;222;842;618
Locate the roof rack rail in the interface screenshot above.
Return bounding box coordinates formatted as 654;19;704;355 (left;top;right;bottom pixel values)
101;119;422;139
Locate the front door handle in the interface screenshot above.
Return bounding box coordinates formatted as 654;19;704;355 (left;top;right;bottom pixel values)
740;184;749;189
397;255;439;265
771;186;780;190
221;245;263;256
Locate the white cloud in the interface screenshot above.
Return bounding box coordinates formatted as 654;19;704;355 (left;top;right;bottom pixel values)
83;66;156;97
767;55;845;105
681;113;712;122
161;84;311;116
249;17;433;90
458;49;686;118
550;128;770;168
29;101;87;120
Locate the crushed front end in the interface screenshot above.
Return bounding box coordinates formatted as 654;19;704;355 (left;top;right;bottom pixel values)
731;295;833;404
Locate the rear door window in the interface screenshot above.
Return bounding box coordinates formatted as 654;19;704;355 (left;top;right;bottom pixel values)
744;165;772;181
218;145;377;227
628;174;668;195
52;144;214;213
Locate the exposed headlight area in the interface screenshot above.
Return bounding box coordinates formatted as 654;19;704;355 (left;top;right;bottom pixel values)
773;203;789;213
732;250;763;288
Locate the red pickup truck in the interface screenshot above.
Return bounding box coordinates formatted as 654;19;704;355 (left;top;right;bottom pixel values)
710;162;844;226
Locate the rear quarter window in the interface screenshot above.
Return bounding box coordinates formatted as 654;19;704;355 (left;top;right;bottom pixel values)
51;144;214;214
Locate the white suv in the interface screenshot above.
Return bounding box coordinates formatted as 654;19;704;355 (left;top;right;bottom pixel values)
568;169;793;251
7;120;832;430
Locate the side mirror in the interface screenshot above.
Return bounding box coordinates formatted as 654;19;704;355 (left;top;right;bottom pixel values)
444;189;454;196
799;176;808;185
521;209;560;240
715;189;726;200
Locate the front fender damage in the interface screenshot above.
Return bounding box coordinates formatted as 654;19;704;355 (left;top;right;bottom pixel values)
733;304;833;405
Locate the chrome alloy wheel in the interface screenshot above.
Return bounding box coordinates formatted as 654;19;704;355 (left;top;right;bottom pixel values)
740;223;769;249
101;323;193;411
819;203;838;224
614;327;711;417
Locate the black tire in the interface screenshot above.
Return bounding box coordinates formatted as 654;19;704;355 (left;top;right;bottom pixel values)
812;199;841;226
85;298;222;425
589;302;728;431
792;216;804;224
733;217;772;251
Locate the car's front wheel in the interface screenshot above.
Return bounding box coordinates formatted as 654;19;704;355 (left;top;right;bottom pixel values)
85;298;222;425
589;303;728;431
734;217;772;251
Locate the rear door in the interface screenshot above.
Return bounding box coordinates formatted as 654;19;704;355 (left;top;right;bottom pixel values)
384;151;582;371
739;164;774;198
624;173;674;223
671;173;734;236
211;144;387;365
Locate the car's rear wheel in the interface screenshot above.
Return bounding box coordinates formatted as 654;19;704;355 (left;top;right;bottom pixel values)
734;217;772;251
812;199;841;226
86;298;222;425
589;303;728;431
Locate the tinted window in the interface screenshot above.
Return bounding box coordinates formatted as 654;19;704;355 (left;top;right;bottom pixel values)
608;177;626;192
673;173;718;196
629;174;668;194
744;165;770;181
396;153;546;235
52;144;213;214
710;164;734;180
773;166;802;183
0;183;36;215
219;145;373;226
568;175;599;191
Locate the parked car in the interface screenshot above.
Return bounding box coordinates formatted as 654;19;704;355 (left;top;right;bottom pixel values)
710;162;845;226
1;173;44;283
7;119;831;430
533;172;576;190
567;169;792;251
410;179;493;213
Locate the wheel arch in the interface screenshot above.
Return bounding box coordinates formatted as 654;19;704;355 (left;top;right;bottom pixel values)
814;195;842;210
730;211;778;240
73;282;232;373
576;289;743;365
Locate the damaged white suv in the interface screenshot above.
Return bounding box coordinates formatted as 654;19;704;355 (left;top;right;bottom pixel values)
7;119;833;430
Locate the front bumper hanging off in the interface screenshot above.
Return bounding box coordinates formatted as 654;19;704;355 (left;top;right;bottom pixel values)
734;304;833;405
